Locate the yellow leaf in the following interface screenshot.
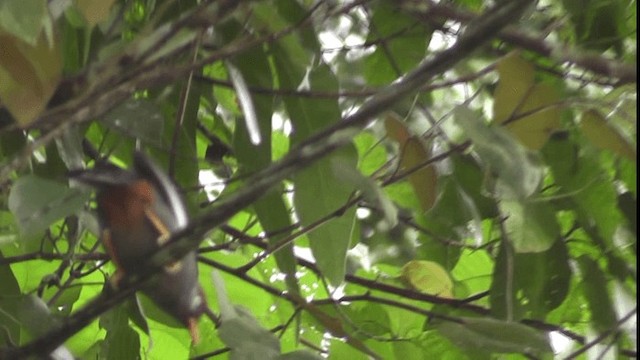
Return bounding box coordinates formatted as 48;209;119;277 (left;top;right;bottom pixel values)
0;32;61;127
493;53;561;150
401;260;453;298
384;112;410;144
580;110;636;161
504;83;561;150
75;0;117;27
385;113;438;212
402;138;438;212
493;52;534;124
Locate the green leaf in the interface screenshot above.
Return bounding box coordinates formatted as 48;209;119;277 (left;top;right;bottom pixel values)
0;252;21;346
100;304;141;360
419;331;473;360
252;190;298;289
499;199;560;253
562;0;627;55
286;62;342;142
415;216;463;271
272;0;321;52
275;54;358;285
354;131;387;177
0;0;51;46
449;155;499;219
425;177;482;244
0;293;73;357
270;32;311;101
491;240;571;320
279;350;324;360
103;98;165;145
8;175;89;236
209;61;240;115
212;271;280;358
493;53;535;124
543;134;625;255
363;2;431;85
328;339;368;360
332;158;398;232
384;181;423;213
49;285;82;317
219;307;281;359
577;255;617;333
436;317;552;356
617;192;637;236
454;105;542;200
294;147;358;286
392;341;425;360
451;249;494;297
75;0;117;27
227;34;298;292
347;303;391;338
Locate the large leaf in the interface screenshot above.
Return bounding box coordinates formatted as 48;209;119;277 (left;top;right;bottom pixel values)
580;109;636;161
226;25;298;291
75;0;117;27
293;148;358;286
213;272;281;359
99;304;141;360
499;199;560;252
0;0;52;46
335;163;398;234
400;260;453;298
102;98;165;145
454;105;542;200
421;155;498;255
298;301;379;358
275;49;358;285
491;240;571;320
493;53;561;150
0;291;74;359
562;0;628;55
543;134;625;258
0;32;61;126
577;255;617;333
353;131;387;177
363;1;431;85
424;177;483;245
435;317;552;357
8;176;89;236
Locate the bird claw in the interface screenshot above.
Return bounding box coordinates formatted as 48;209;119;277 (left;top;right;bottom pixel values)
188;317;200;344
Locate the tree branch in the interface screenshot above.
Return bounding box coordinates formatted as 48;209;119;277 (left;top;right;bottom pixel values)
404;0;636;85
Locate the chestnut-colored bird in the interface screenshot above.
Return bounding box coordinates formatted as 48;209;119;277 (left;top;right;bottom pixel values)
71;151;210;343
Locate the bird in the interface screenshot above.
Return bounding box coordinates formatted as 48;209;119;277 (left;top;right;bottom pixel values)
70;151;212;343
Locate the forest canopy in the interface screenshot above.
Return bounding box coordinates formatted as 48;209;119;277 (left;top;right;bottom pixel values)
0;0;636;359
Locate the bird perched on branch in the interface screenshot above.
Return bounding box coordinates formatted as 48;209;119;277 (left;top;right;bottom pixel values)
70;151;213;343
